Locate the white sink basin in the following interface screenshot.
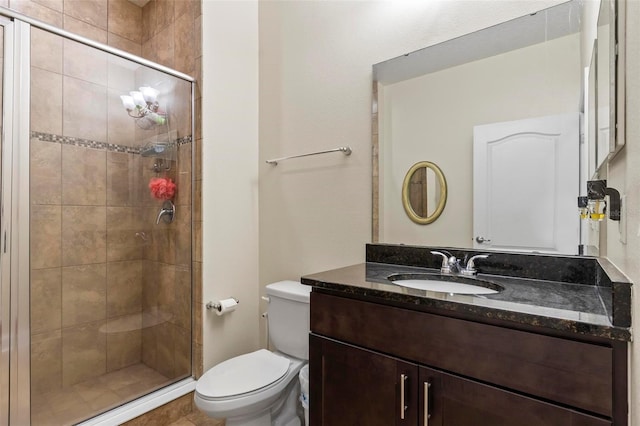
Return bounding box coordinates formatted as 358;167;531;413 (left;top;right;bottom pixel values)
391;278;499;295
387;273;503;295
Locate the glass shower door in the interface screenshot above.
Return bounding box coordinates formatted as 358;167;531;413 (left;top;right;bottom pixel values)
0;16;33;426
28;26;193;426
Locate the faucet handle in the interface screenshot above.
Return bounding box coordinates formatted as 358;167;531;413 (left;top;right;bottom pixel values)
430;251;451;274
155;200;175;225
462;254;490;276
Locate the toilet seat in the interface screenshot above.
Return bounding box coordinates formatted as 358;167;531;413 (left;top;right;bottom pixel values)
196;349;291;399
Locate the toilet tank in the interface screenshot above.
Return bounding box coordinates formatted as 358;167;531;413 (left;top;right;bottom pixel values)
265;281;312;360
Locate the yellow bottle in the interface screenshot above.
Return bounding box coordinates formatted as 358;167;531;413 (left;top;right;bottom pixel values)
589;200;606;221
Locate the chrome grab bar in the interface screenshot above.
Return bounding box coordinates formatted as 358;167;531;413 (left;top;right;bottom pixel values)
265;146;352;166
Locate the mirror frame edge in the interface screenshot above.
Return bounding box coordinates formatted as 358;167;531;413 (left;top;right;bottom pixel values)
372;80;380;243
608;0;625;159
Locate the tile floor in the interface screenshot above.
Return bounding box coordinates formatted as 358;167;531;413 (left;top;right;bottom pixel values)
168;409;224;426
31;363;173;425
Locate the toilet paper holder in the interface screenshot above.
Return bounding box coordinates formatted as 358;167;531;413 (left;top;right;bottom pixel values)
206;298;240;312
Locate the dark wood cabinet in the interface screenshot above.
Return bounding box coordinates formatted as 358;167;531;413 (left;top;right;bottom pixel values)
309;335;418;426
311;335;611;426
310;291;626;426
420;366;611;426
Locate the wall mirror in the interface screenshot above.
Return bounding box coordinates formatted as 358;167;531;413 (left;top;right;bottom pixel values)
373;0;615;254
584;42;601;255
402;161;447;225
596;0;624;169
372;0;620;256
596;0;612;169
588;41;598;180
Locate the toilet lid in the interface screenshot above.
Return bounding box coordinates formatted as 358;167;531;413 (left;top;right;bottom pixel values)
197;349;291;398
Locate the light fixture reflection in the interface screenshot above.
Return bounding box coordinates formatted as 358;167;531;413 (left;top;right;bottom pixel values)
120;86;166;129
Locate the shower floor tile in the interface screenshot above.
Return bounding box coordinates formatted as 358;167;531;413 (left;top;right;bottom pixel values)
32;363;171;426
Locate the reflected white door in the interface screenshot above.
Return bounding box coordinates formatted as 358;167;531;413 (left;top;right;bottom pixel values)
473;114;580;254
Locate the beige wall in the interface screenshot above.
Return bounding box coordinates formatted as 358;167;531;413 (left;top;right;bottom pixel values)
257;1;640;423
380;34;580;247
604;1;640;424
201;0;260;371
258;0;564;344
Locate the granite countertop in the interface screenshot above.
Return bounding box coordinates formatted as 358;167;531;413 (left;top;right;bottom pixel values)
302;262;632;341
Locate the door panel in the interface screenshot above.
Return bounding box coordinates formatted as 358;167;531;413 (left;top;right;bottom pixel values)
473;114;579;254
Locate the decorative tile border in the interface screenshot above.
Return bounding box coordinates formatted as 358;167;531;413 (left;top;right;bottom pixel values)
31;131;192;154
176;136;193;146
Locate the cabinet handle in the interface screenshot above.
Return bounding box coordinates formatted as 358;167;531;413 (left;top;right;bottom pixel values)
400;374;407;420
424;381;431;426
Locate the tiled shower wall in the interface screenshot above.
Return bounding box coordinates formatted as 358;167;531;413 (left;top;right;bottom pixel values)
30;28;145;393
29;26;194;398
1;0;203;420
135;65;193;380
6;0;145;56
139;0;203;379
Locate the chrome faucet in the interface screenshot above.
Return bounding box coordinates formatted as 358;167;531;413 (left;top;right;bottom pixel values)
431;251;489;276
461;254;489;276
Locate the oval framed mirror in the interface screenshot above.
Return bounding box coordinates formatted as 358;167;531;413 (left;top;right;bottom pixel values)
401;161;447;225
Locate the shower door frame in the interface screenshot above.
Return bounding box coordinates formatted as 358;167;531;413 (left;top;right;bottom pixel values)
0;6;196;425
1;16;31;426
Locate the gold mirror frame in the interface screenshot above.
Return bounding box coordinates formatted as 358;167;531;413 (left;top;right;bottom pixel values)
401;161;447;225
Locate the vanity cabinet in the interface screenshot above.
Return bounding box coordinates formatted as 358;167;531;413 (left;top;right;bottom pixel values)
309;336;417;425
309;291;625;426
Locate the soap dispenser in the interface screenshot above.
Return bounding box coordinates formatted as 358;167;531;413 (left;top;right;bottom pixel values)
578;180;621;221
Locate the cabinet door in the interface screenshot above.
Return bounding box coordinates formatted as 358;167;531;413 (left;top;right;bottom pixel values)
310;334;418;426
419;367;611;426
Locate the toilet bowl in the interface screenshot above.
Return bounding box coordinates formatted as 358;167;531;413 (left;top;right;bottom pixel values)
194;281;311;426
195;350;305;424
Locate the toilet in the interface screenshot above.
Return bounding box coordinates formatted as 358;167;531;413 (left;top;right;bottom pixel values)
194;281;311;426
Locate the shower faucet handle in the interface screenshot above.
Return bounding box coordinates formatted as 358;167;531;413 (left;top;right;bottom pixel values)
156;200;175;224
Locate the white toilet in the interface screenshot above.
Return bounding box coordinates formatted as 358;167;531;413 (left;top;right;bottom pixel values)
194;281;311;426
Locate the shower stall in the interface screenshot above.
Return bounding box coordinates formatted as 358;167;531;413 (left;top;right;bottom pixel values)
0;8;194;426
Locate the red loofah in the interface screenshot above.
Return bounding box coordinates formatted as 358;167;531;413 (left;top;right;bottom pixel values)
149;177;176;200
